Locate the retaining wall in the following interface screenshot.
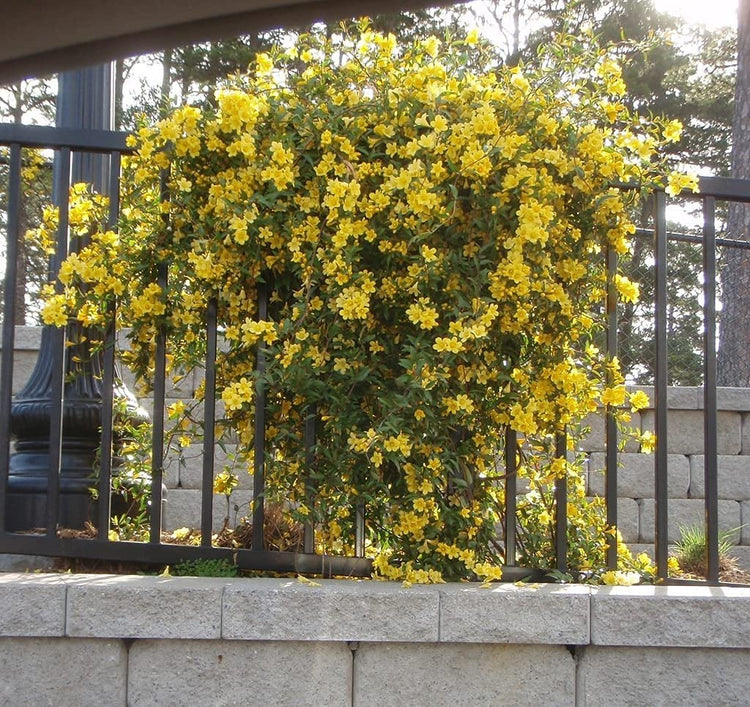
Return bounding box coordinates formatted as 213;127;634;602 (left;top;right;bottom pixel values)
0;574;749;706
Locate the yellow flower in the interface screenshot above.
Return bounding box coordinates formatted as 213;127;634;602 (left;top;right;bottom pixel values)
615;274;639;303
641;431;656;454
41;297;68;327
663;120;683;143
601;385;627;407
255;53;274;75
213;470;239;496
406;299;439;330
666;171;699;196
433;337;463;353
465;28;480;46
629;390;650;412
601;570;640;586
168;401;186;418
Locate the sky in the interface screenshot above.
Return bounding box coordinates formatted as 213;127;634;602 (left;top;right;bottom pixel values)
653;0;737;28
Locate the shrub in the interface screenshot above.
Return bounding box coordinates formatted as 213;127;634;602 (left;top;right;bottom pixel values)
40;23;687;582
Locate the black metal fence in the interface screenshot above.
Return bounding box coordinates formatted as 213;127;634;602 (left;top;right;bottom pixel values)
0;120;748;583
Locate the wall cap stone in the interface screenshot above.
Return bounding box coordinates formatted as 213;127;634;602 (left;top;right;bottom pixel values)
2;573;750;649
591;585;750;648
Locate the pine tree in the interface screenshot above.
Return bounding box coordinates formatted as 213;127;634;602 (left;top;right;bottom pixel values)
718;0;750;386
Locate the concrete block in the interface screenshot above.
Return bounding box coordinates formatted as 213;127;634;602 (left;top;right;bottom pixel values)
0;637;127;706
180;444;253;490
742;502;750;545
690;455;750;499
640;410;742;455
354;642;575;706
129;639;351;707
588;452;689;499
12;325;43;350
743;413;750;455
162;445;183;490
591;586;750;648
5;351;40;395
729;544;750;572
698;386;750;411
66;575;227;639
0;554;55;572
579;645;750;706
638;498;741;544
575;412;640;453
163;487;255;531
613;497;639;544
628;385;700;409
0;326;41;395
223;578;439;642
0;573;67;636
438;583;589;645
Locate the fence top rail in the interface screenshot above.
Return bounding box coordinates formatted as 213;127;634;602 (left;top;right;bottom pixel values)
1;125;749;203
615;176;750;203
693;176;750;202
0;122;132;154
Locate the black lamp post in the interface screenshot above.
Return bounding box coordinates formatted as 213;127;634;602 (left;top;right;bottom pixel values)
7;65;146;531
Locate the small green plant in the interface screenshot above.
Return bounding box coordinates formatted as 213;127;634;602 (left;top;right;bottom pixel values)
172;558;239;577
672;524;738;576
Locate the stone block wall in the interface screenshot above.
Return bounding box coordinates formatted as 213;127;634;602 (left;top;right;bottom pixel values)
0;574;749;706
578;386;750;569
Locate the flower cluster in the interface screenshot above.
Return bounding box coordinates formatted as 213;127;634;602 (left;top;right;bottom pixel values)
44;24;680;582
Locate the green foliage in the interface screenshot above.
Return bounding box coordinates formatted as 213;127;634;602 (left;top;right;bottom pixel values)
107;399;155;541
172;558;239;577
673;524;736;576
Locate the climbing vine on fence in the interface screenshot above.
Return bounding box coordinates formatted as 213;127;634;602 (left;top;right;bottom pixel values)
38;22;694;582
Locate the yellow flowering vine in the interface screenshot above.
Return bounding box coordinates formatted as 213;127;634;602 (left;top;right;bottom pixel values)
42;24;684;583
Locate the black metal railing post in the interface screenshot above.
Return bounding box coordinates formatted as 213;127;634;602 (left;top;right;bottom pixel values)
303;404;317;554
504;426;517;566
252;278;268;551
703;196;720;582
653;189;670;581
555;431;568;574
605;244;619;569
201;297;219;546
0;143;22;532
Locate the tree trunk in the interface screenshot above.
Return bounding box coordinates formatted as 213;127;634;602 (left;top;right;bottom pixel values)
718;0;750;387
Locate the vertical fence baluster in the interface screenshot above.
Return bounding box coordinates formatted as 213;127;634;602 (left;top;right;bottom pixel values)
555;431;568;574
355;501;365;558
504;426;517;566
605;244;619;569
46;147;72;536
703;196;719;583
96;151;121;541
654;190;669;581
149;170;169;543
303;404;316;554
252;279;268;551
0;143;23;532
149;260;167;543
201;297;218;546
